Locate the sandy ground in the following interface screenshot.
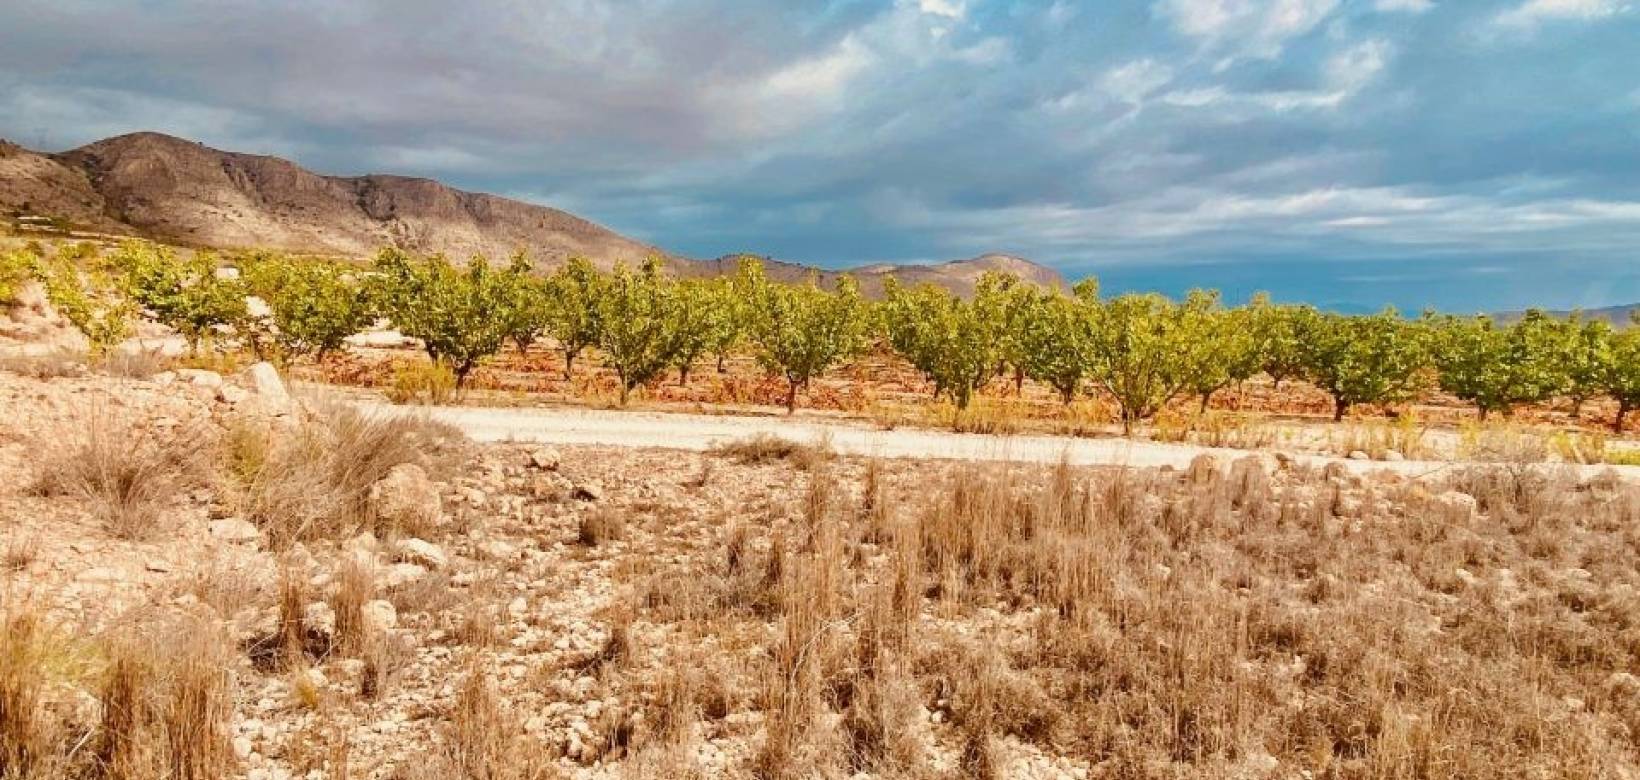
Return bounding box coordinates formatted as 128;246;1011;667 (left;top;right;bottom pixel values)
351;398;1640;481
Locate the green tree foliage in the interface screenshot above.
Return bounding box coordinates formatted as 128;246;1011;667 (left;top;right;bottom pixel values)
497;252;551;355
594;258;682;406
703;275;746;374
665;278;728;386
109;241;247;352
0;247;38;304
1297;309;1430;422
370;249;522;387
240;252;376;361
974;272;1038;394
1249;294;1307;389
542;257;606;379
1085;293;1203;434
1556;314;1615;416
1018;283;1099;403
743;261;869;413
1180;291;1264;413
37;243;136;357
1428;310;1570;420
882;280;1009;410
1604;325;1640;432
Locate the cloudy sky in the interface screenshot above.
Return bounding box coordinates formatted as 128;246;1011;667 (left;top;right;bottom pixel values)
3;0;1638;311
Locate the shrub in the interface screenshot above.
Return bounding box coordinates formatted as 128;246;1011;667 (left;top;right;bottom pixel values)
37;243;136;357
386;360;458;405
33;407;211;539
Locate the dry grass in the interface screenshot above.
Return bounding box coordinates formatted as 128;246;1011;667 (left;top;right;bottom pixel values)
577;507;626;547
1329;412;1431;460
708;433;833;471
385;359;458;406
0;350;84;380
229;406;463;547
97;348;167;380
1;609;234;780
33;407;212;539
2;535;38;573
393;663;557;780
332;557;375;656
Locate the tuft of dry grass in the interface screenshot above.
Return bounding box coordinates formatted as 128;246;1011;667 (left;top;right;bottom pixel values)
231;406;463;547
1;610;54;779
577;507;626;547
332;558;375;657
708;433;832;471
33;406;212;539
0;350;84;380
2;535;38;573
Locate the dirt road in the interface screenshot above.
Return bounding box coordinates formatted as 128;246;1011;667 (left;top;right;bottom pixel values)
353;400;1640;480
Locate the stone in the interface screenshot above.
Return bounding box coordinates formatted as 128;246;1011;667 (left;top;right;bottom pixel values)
1186;453;1227;484
145;559;173;573
369;463;442;532
175;368;224;388
1432;490;1478;522
150;371;177;386
303;603;336;636
1382;450;1405;462
508;597;528;618
362;599;398;631
233;736;255;760
1347;450;1371;461
216;384;249;404
244;362;292;408
209;518;263;544
395;538;449;570
529;447;562;470
572;481;603;502
381;562;429;588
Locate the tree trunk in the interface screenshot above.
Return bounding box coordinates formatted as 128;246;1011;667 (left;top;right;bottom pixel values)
1333;397;1348;422
1198;390;1213;415
1571;397;1585;417
679;365;691;386
1059;386;1074;405
1478;407;1489;422
1014;366;1025;396
1121;409;1134;436
618;379;630;407
717;353;727;374
786;381;799;415
1617;402;1630;434
563;349;576;381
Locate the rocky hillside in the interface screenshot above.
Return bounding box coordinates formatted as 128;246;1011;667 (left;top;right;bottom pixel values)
691;252;1065;297
1;132;1063;294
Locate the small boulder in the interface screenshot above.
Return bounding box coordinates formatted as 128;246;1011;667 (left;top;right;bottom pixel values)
1347;450;1371;461
368;463;442;532
381;562;429;588
1382;450;1406;462
528;447;562;471
362;600;398;632
395;538;449;570
572;481;603;502
1432;490;1478;522
216;384;249;404
175;368;224;388
1186;453;1227;484
209;518;263;544
244;362;292;409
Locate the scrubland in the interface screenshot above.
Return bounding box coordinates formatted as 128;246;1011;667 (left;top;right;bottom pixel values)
4;364;1640;780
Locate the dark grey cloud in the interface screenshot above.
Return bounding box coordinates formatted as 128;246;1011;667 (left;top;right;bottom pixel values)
2;0;1638;311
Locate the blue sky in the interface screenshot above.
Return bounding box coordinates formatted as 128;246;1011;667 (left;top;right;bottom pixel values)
2;0;1638;312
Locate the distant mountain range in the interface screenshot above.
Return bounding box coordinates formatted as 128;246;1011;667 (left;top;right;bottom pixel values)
1492;303;1639;327
0;131;1063;296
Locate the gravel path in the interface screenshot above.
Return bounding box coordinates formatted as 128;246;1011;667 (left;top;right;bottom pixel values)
353;401;1640;480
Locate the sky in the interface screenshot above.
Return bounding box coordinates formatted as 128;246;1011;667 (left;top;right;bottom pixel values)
2;0;1638;312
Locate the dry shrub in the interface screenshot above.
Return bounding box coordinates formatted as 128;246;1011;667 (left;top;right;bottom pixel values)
232;406;463;546
3;535;38;573
331;558;375;656
399;665;556;780
97;348;166;380
0;350;84;380
577;507;626;547
709;433;832;470
1460;420;1550;463
1;610;54;779
33;407;212;539
385;360;458;406
927;397;1023;435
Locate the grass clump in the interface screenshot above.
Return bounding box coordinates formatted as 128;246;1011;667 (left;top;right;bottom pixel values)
33;407;212;539
708;433;832;470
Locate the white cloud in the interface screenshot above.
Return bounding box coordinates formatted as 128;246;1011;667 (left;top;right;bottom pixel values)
1374;0;1433;12
1324;39;1391;92
1155;37;1389;116
1102;59;1176;103
1494;0;1630;31
916;0;966;19
1153;0;1341;61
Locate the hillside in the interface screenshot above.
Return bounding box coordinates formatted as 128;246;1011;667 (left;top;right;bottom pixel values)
691;252;1064;297
1492;303;1638;328
0;132;1063;296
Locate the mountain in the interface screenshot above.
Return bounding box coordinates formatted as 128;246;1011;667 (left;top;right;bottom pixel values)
1492;303;1638;328
0;131;1063;295
691;252;1064;297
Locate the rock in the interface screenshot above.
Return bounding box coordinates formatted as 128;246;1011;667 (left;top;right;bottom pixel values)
145;559;173;573
1186;453;1227;484
244;362;292;409
395;538;449;570
381;562;429;588
233;736;254;760
529;447;562;471
76;567;122;583
175;369;224;388
572;481;603;502
1607;672;1640;698
459;486;486;507
209;518;263;544
1347;450;1371;461
1382;450;1405;462
303;602;336;636
362;600;398;632
216;384;249;404
150;371;177;386
368;463;442;532
1432;491;1478;522
507;597;528;618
